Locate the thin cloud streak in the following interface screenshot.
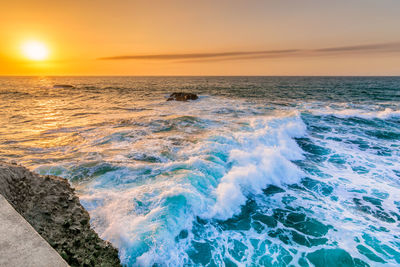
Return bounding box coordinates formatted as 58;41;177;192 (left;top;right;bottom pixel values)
98;42;400;62
178;51;305;63
98;49;299;60
316;42;400;53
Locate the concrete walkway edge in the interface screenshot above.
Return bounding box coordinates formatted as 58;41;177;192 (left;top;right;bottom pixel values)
0;194;69;267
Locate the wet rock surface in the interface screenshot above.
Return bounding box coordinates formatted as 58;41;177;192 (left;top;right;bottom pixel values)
0;161;120;267
167;92;198;101
53;84;75;88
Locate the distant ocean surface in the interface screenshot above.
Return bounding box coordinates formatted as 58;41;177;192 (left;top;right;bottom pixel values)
1;76;400;266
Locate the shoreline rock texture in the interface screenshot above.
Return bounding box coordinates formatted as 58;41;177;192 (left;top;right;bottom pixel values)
0;161;121;267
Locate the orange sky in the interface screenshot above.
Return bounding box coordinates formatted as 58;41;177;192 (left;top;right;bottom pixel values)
1;0;400;76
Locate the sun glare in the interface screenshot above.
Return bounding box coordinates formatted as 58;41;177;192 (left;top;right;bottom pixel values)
22;41;49;61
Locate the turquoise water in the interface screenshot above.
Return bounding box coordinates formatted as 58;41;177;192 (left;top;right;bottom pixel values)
1;76;400;266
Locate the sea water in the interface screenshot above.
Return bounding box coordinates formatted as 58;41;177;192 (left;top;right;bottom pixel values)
1;76;400;266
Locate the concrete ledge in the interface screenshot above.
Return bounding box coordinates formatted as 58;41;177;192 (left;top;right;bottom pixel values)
0;195;69;267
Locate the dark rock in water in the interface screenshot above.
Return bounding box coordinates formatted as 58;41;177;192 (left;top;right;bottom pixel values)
0;161;121;267
167;92;198;101
53;84;74;89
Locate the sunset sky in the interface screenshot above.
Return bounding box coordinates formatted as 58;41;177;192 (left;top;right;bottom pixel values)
1;0;400;76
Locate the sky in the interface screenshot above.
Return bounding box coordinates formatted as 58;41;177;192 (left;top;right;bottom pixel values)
1;0;400;76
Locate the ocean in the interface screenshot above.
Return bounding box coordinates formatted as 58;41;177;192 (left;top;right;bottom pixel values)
1;76;400;266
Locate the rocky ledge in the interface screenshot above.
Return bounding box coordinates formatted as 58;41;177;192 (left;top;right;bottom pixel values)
0;161;120;267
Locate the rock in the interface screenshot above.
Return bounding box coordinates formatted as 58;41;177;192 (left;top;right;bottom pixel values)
167;92;198;101
0;161;121;267
53;84;74;89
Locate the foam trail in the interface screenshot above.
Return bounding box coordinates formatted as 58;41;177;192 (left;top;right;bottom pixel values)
314;107;400;119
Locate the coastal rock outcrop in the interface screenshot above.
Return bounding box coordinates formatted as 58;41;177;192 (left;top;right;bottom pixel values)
167;92;198;101
0;161;120;267
53;84;75;89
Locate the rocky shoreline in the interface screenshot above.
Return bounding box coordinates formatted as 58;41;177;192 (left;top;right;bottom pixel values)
0;161;121;267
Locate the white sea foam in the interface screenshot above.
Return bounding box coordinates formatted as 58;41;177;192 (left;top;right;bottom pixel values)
209;114;307;220
80;179;204;265
77;110;309;265
313;107;400;119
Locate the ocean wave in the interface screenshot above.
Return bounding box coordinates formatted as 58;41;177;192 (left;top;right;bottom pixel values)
3;77;400;266
78;112;308;265
313;107;400;120
209;114;307;220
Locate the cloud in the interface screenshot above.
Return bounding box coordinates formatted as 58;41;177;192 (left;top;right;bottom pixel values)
315;42;400;53
98;49;299;60
98;42;400;62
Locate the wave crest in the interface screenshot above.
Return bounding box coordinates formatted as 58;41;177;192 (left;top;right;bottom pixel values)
210;114;307;220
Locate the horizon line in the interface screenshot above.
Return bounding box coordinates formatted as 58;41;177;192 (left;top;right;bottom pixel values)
1;75;399;78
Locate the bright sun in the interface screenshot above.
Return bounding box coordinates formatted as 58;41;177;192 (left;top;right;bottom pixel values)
22;41;49;61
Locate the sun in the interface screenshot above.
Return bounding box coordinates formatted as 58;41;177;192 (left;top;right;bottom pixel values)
22;41;49;61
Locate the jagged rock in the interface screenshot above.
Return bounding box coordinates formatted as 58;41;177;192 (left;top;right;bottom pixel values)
0;161;121;267
167;92;198;101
